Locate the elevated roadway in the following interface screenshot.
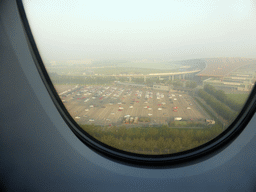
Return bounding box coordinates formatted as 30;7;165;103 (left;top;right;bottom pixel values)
92;69;201;82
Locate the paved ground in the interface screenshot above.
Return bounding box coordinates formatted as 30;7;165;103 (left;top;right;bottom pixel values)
56;84;210;127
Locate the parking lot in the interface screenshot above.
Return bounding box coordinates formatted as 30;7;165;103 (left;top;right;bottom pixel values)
56;84;210;127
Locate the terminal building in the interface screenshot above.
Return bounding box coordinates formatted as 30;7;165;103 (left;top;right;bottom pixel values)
203;64;256;92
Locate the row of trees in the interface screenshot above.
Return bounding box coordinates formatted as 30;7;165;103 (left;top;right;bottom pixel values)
172;80;183;87
80;124;223;154
49;74;119;85
169;121;205;128
186;81;197;88
204;84;243;111
198;89;237;122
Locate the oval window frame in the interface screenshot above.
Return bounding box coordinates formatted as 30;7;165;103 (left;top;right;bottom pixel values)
16;0;256;167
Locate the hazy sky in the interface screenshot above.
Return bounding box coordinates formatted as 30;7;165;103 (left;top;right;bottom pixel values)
23;0;256;62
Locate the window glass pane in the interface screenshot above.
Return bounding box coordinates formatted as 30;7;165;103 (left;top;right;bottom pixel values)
23;0;256;155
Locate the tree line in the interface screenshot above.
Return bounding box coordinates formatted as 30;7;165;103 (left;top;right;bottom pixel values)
198;89;237;122
204;84;243;111
80;124;223;155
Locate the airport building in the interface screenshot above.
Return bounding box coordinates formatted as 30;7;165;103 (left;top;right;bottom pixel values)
203;64;256;92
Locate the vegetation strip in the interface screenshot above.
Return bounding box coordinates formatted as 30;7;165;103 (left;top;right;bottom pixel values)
80;124;223;155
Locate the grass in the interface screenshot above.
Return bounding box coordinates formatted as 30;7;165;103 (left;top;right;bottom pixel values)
226;93;249;105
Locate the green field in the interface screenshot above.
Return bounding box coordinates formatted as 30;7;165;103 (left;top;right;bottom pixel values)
226;93;249;105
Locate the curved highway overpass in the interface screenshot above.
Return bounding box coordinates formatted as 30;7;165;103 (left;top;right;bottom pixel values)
104;69;201;82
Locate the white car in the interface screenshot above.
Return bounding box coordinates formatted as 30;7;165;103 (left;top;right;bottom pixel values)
129;106;133;109
144;106;148;109
148;113;153;116
124;115;131;118
89;119;94;122
158;108;162;111
75;116;80;119
148;108;152;110
174;98;177;101
85;109;89;111
90;105;94;108
187;107;191;110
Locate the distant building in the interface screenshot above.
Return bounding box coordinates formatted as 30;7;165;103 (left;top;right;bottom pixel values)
153;85;170;91
203;63;256;92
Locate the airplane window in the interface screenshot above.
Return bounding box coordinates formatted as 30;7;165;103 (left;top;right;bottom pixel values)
18;0;256;162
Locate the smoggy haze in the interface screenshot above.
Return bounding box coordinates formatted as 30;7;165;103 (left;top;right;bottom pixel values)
23;0;256;63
